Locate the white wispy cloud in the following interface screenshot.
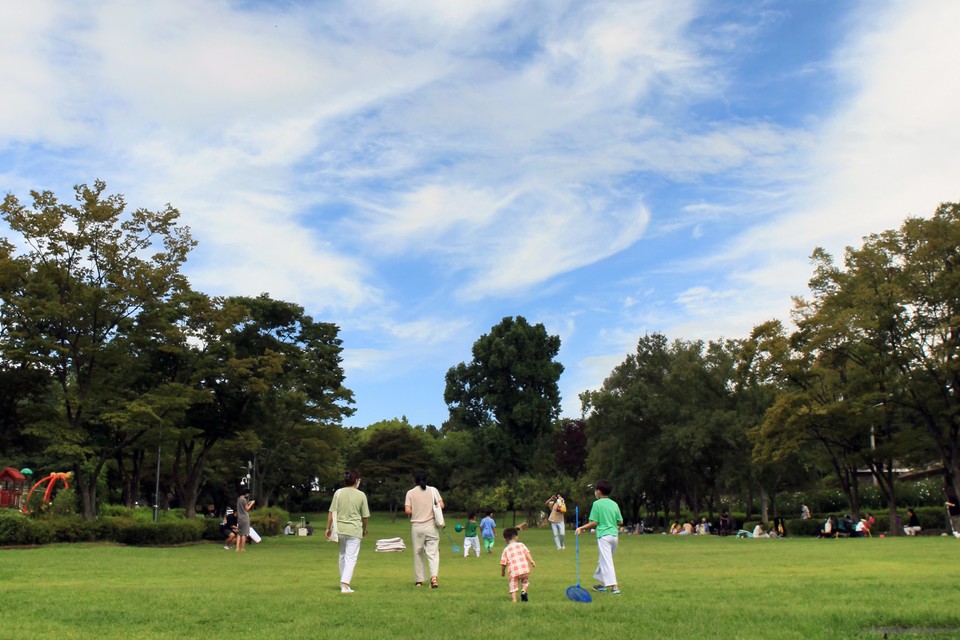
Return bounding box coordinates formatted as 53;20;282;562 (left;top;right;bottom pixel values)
4;1;956;427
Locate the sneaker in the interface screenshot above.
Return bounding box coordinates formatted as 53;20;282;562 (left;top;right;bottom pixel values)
520;592;528;602
341;586;355;593
592;585;607;592
611;589;621;595
223;545;229;550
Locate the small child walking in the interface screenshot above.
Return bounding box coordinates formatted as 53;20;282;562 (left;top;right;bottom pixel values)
500;527;536;602
480;511;497;554
463;512;480;558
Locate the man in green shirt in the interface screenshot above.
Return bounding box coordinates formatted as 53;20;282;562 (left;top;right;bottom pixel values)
575;479;623;595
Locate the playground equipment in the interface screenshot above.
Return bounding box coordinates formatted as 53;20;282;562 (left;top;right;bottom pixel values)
20;472;72;514
0;467;27;508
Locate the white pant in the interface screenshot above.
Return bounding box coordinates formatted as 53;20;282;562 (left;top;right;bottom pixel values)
593;535;618;587
550;520;565;549
338;535;361;585
903;526;922;536
463;535;480;557
411;522;440;583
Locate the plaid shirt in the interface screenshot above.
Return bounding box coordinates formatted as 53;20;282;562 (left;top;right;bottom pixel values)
500;541;533;577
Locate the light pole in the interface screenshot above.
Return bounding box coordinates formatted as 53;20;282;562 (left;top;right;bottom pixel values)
153;432;162;523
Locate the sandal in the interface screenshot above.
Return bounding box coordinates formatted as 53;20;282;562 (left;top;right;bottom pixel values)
415;582;422;588
430;577;439;589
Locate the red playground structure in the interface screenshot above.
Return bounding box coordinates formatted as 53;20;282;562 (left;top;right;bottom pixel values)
0;467;27;509
19;472;72;513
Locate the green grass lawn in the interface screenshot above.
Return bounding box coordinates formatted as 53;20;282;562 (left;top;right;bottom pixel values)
2;513;959;639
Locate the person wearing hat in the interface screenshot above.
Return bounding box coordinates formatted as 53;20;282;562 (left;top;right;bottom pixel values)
236;488;256;552
283;521;294;535
220;508;238;549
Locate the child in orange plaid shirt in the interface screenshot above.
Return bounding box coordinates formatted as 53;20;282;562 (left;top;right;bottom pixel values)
500;527;536;602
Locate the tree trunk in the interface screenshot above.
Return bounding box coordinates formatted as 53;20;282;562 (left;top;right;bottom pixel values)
73;458;109;520
117;448;145;508
172;437;218;519
760;485;769;524
73;461;96;520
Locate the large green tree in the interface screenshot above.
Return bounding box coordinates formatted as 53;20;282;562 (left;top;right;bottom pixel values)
444;316;563;476
582;334;753;522
175;294;352;514
0;181;194;518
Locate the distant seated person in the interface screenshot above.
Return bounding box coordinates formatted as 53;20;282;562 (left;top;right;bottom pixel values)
669;521;681;535
841;514;856;534
853;518;870;537
283;521;294;535
818;516;836;538
220;508;238;549
696;517;710;535
679;521;694;536
305;520;314;535
772;516;786;538
752;523;770;538
903;508;922;536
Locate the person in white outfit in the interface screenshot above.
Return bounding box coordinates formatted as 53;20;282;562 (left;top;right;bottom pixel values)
903;508;922;536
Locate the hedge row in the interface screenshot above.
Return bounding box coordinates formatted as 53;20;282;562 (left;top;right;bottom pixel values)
0;503;291;547
1;511;206;547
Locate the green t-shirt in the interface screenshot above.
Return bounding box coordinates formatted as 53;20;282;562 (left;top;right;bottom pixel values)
588;497;622;538
464;520;478;537
330;487;370;538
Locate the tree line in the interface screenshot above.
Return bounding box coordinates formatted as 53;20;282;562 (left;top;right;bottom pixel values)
2;182;957;531
0;182;353;518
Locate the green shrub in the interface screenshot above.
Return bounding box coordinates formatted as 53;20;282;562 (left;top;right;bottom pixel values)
202;518;225;541
117;520;204;546
301;493;330;513
47;516;99;542
0;510;43;545
47;488;79;517
784;518;822;537
252;506;289;537
899;506;950;532
95;516;135;542
99;504;135;518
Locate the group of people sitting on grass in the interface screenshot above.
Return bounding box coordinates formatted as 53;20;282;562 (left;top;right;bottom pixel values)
668;518;713;535
817;513;875;538
735;517;787;539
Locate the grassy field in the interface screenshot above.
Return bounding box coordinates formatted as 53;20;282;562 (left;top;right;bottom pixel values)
2;513;959;639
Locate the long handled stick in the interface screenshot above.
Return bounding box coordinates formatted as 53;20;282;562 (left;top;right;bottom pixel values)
566;505;592;603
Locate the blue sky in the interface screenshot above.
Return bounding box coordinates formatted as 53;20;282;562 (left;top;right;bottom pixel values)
1;1;958;428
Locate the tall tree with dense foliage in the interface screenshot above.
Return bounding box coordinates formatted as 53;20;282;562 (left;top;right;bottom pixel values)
581;334;748;522
176;294;353;513
444;316;563;476
0;181;195;518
